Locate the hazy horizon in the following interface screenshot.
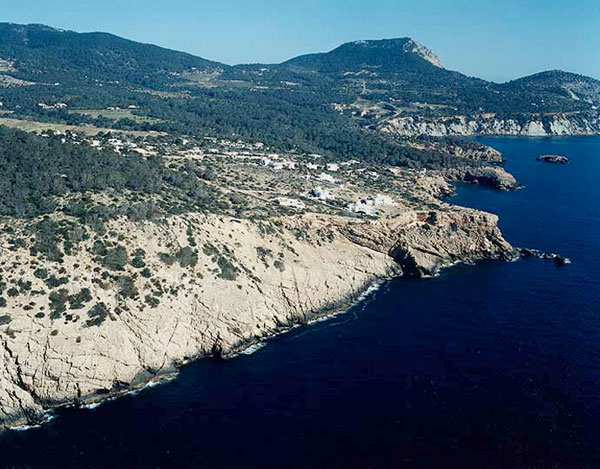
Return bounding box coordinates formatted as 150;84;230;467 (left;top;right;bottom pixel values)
1;0;599;82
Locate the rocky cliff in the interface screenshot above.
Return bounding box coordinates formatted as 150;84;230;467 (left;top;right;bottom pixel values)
380;111;600;137
0;203;516;429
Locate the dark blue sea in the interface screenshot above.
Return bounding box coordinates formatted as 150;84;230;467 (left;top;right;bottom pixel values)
1;137;599;468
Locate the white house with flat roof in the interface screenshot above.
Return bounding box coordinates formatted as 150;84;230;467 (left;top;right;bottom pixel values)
312;187;333;201
347;202;376;216
318;173;336;184
277;198;306;209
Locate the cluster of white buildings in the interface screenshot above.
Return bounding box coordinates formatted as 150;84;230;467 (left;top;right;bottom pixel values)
346;194;396;216
106;138;138;152
259;157;296;170
38;102;68;110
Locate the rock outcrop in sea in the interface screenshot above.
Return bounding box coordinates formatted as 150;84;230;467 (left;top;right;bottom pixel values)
537;155;569;164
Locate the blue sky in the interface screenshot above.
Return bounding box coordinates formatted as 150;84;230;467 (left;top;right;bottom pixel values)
1;0;598;82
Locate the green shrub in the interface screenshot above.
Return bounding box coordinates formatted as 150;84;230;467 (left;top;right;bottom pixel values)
49;289;69;319
85;303;109;327
141;268;152;278
34;268;49;279
101;245;129;271
131;256;146;268
144;295;160;308
69;288;92;309
45;275;69;288
158;252;175;266
117;276;139;299
177;247;198;268
217;256;238;281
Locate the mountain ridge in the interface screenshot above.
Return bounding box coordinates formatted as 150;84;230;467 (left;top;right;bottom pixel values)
0;23;597;84
282;38;443;71
0;22;225;86
0;22;598;149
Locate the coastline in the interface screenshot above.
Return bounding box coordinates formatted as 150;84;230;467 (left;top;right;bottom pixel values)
3;275;391;432
0;192;516;431
2;247;520;432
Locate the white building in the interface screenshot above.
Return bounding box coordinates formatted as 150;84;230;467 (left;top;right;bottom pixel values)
318;173;336;184
367;194;396;206
279;160;296;170
326;163;340;172
347;202;376;216
312;187;333;201
278;198;306;209
259;158;295;170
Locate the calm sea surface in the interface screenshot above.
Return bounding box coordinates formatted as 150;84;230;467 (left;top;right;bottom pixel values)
1;137;599;468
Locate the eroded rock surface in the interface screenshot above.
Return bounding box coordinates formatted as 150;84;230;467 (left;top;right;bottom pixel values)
0;204;515;429
381;111;600;137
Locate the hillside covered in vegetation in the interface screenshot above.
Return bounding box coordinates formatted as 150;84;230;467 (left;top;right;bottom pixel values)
0;23;598;164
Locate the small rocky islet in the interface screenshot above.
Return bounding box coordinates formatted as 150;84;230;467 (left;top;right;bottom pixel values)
537;155;569;164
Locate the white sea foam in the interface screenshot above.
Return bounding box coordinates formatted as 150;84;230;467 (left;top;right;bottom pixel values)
357;281;384;301
80;375;177;410
82;402;102;410
143;375;177;388
10;415;55;432
8;280;387;429
240;342;267;355
308;280;384;325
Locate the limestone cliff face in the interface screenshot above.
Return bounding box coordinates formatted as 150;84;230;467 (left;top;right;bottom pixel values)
389;210;515;276
403;39;442;68
444;166;520;191
405;140;503;163
381;111;600;137
0;206;515;429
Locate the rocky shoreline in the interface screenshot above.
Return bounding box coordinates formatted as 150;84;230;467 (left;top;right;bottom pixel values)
0;200;519;431
1;276;391;431
380;111;600;137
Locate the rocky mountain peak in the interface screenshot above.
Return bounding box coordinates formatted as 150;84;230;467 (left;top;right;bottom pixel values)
284;37;445;72
340;38;443;68
402;39;442;68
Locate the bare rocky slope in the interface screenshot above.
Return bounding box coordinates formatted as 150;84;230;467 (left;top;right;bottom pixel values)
0;201;515;429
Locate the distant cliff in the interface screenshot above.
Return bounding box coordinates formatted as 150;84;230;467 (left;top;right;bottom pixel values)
380;111;600;137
